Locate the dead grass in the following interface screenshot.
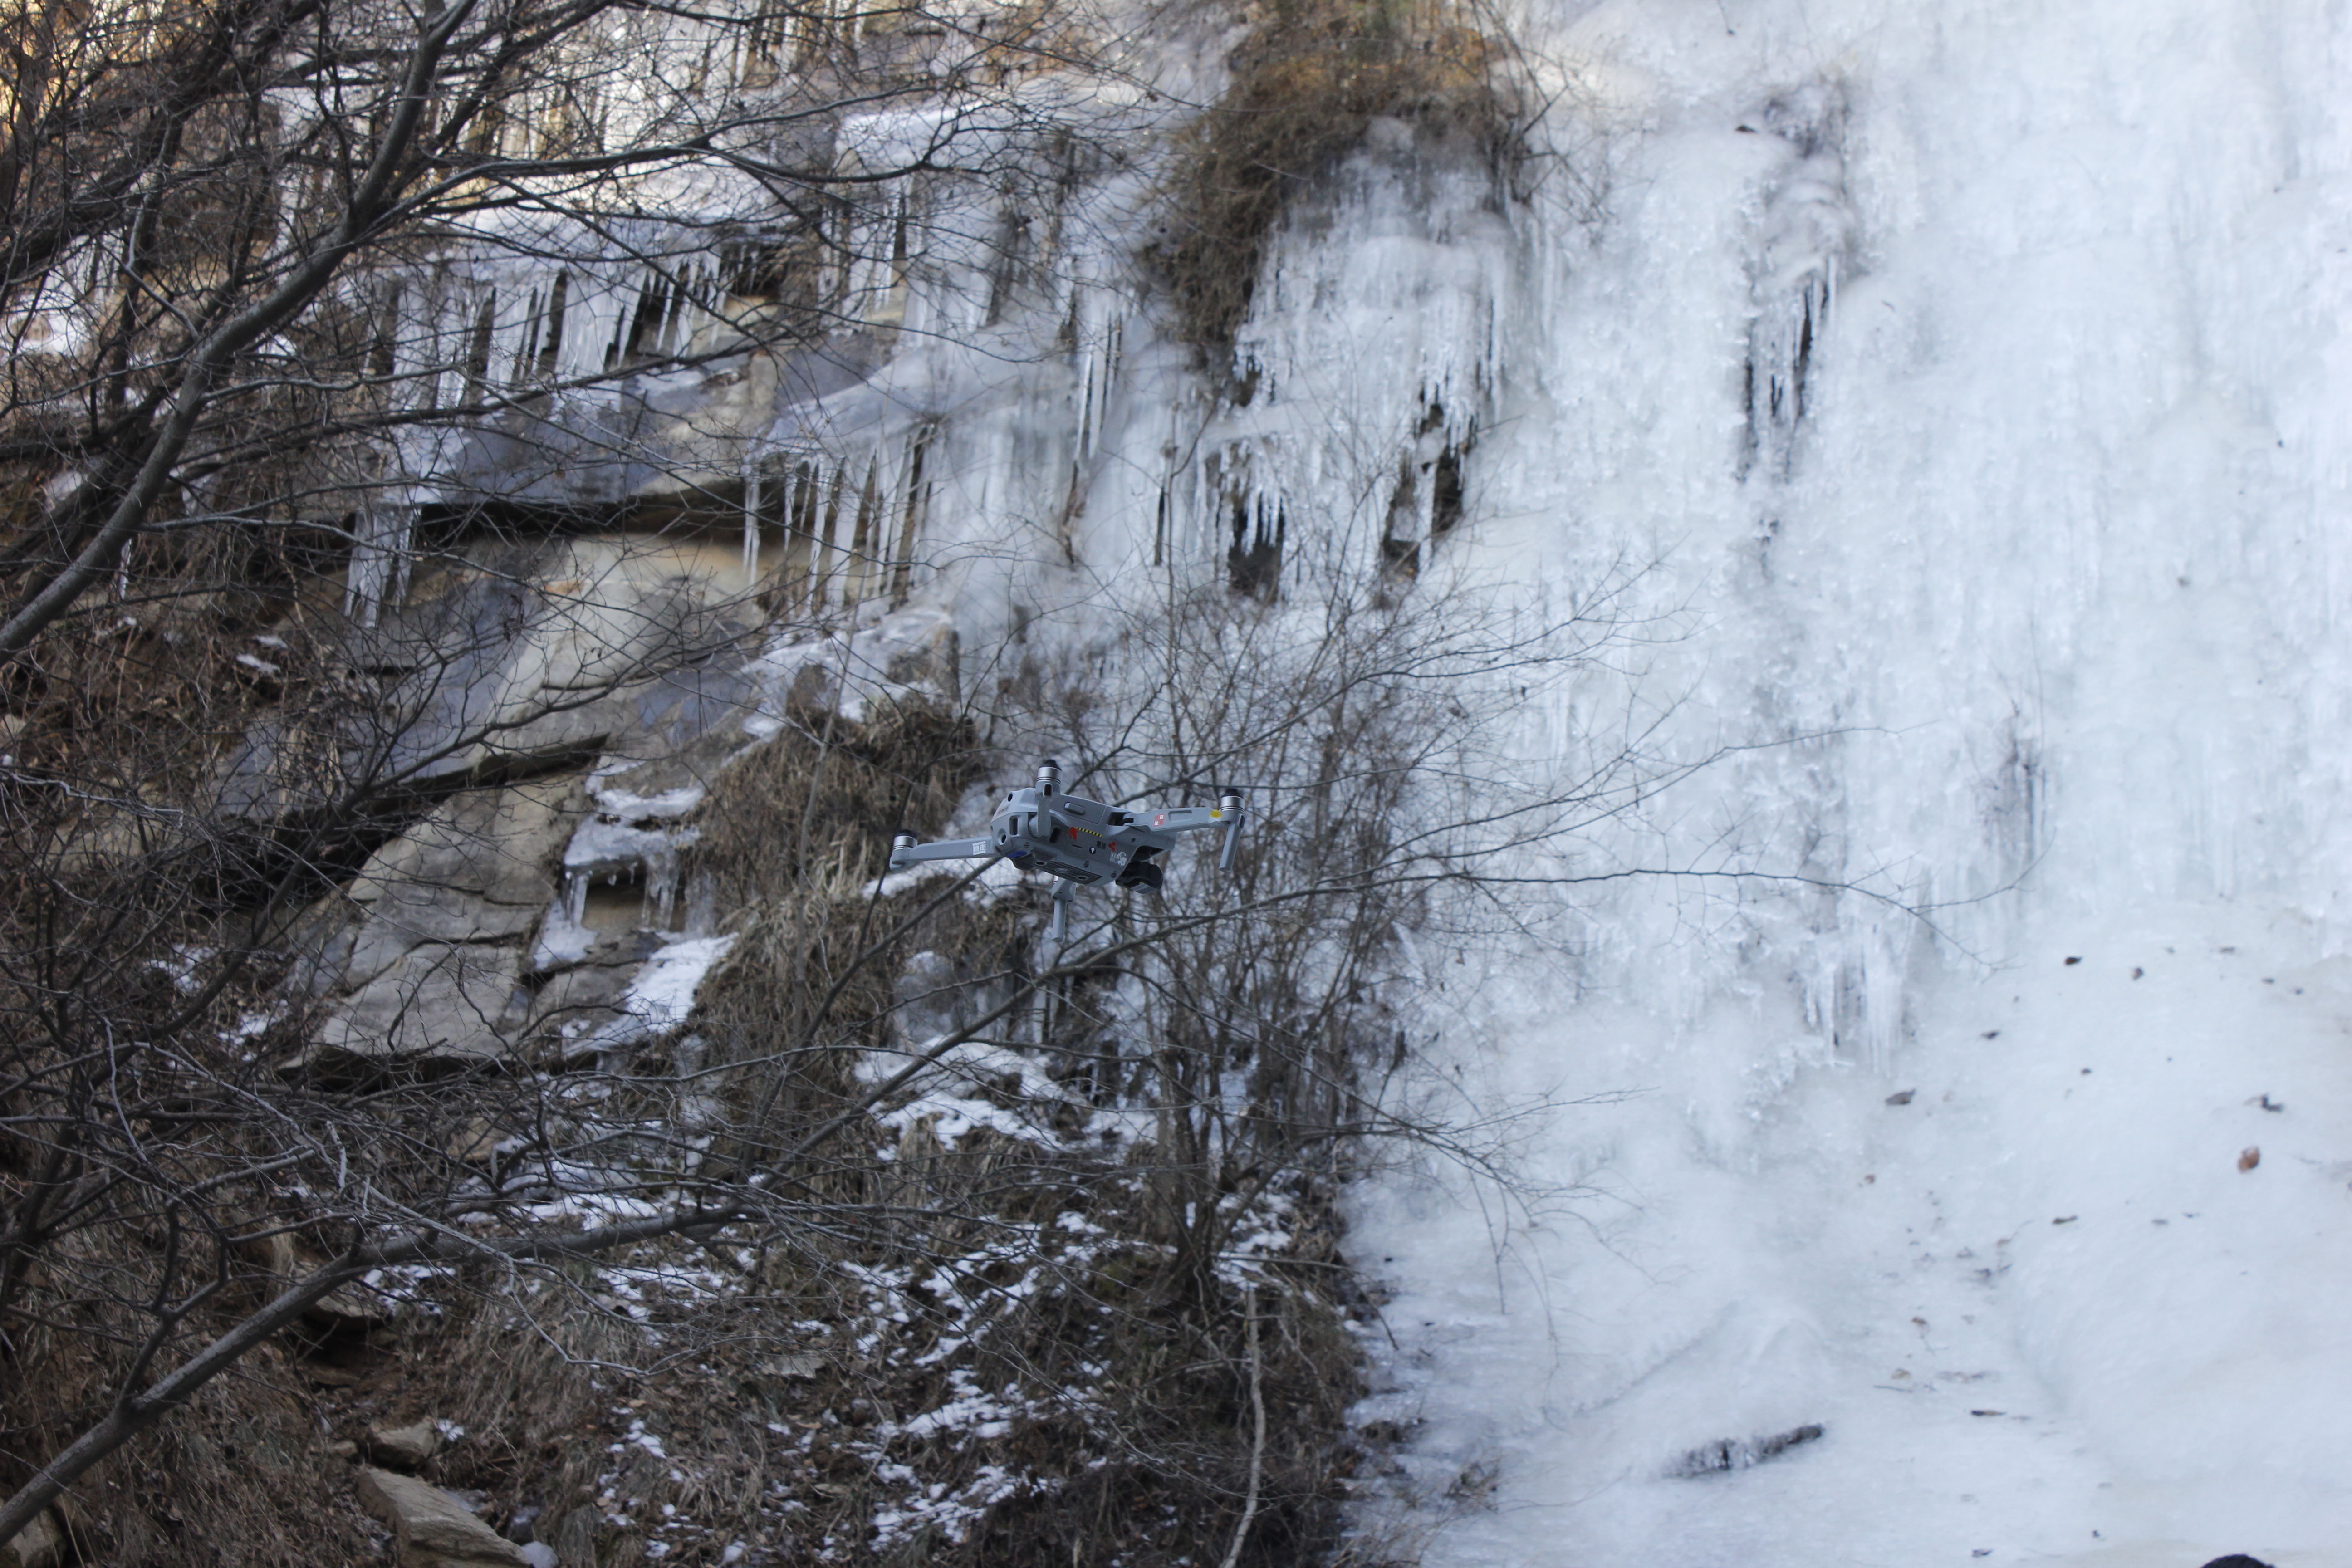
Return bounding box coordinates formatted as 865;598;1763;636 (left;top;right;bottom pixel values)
400;1156;1370;1568
2;680;1382;1568
1158;0;1525;375
690;694;984;911
389;666;1375;1562
1;1304;372;1567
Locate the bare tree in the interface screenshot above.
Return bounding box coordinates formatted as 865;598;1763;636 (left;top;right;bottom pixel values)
0;0;1107;659
0;522;1729;1565
0;0;1746;1559
657;552;1689;1565
0;0;1162;1552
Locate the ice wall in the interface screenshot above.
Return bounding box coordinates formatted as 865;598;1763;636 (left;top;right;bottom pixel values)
1327;1;2352;1563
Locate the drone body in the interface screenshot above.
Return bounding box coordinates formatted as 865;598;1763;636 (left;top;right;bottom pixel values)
889;760;1245;943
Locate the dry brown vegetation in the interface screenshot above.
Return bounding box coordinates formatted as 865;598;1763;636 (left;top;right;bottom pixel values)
374;1180;1367;1567
0;493;1646;1564
1157;0;1527;374
185;682;1385;1568
0;0;1117;1511
0;0;1578;1557
2;1303;378;1565
0;626;1369;1565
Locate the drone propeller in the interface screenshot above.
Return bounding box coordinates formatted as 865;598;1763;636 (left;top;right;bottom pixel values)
1215;785;1245;871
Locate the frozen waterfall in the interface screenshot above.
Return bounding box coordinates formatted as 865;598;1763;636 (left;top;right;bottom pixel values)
1329;0;2352;1564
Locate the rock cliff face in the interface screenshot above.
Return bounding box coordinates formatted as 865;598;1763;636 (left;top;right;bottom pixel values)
357;1467;531;1568
287;550;962;1082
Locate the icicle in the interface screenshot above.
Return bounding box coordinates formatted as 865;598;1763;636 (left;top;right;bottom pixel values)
742;457;761;583
1074;285;1100;459
530;869;598;971
642;843;680;931
343;496;417;627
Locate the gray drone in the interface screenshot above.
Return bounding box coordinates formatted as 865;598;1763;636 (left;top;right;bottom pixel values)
889;759;1246;944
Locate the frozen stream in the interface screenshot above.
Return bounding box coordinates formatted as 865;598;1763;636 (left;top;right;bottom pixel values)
1339;0;2352;1563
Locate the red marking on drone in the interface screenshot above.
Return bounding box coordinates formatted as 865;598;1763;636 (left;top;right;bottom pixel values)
1153;813;1166;827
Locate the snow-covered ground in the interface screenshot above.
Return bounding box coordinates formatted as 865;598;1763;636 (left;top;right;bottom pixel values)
1341;0;2352;1563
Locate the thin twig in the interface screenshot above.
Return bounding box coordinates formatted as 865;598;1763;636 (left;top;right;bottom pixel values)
1220;1281;1265;1568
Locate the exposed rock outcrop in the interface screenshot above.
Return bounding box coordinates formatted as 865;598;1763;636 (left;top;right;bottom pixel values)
367;1418;443;1470
0;1510;64;1568
355;1467;528;1568
290;597;961;1079
310;941;526;1069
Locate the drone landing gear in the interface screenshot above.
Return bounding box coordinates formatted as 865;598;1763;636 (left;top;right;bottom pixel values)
1048;879;1078;947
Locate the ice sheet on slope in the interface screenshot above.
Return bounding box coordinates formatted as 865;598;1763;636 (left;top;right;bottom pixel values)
1352;908;2352;1562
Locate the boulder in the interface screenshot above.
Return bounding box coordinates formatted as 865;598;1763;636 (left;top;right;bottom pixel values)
309;943;523;1067
520;956;654;1061
282;894;366;997
344;883;544;991
354;1468;528;1568
367;1419;442;1470
307;781;580;998
351;785;577;909
0;1510;64;1568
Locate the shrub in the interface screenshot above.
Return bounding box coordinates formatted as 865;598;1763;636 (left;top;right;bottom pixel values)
1157;0;1524;375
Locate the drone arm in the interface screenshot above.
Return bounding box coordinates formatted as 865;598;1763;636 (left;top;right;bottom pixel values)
1141;791;1247;868
887;833;996;871
1143;806;1238;836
